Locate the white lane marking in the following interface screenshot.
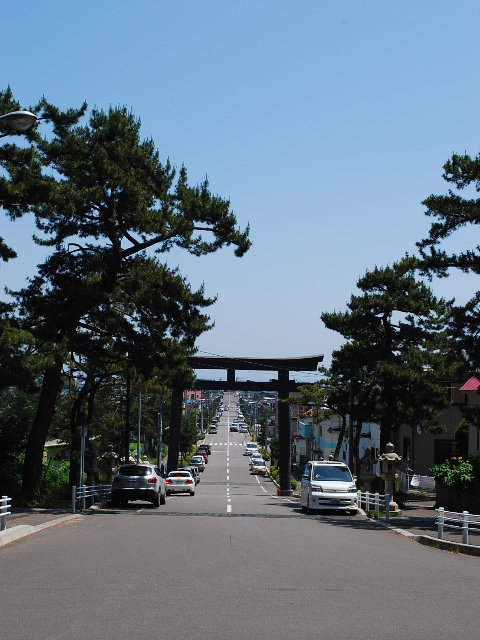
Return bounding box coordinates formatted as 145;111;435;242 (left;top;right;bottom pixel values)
227;504;232;513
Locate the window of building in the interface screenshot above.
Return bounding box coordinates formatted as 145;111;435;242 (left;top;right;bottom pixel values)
434;439;460;465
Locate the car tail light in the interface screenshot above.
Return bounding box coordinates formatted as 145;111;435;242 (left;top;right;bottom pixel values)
186;479;193;484
148;477;157;484
166;479;172;484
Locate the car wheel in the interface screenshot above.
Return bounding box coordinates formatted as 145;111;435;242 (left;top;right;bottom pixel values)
349;508;357;516
111;497;120;507
307;496;313;515
152;492;160;508
121;499;129;507
160;491;166;505
190;490;195;496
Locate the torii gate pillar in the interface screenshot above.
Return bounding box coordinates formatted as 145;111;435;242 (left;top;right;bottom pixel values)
278;369;293;495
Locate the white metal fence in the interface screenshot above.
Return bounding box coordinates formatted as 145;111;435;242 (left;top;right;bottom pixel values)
436;507;480;545
0;495;12;531
357;491;391;523
71;484;111;513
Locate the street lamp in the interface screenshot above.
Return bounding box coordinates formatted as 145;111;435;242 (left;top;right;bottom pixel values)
0;110;37;137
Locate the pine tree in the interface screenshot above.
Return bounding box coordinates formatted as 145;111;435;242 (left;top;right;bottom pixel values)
1;95;251;500
321;259;452;453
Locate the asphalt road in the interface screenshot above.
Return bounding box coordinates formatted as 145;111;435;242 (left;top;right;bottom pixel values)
1;392;479;639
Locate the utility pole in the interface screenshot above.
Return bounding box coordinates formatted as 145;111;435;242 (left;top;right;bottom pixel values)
137;392;142;463
124;368;131;464
157;393;163;468
348;379;354;472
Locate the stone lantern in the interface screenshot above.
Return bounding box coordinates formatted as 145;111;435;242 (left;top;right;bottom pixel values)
102;445;119;484
358;447;377;491
84;441;99;485
377;442;402;513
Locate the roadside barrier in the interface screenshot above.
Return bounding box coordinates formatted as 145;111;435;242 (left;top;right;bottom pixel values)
72;484;112;513
0;495;12;530
357;490;391;523
436;507;480;545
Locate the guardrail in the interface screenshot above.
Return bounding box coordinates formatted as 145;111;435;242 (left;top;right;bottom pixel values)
1;495;12;531
357;491;391;523
436;507;480;545
71;484;112;513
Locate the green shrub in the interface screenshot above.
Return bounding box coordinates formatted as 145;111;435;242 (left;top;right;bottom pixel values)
40;461;71;507
269;466;280;483
268;465;297;491
430;458;474;492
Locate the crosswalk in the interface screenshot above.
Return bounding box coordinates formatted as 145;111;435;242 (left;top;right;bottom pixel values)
208;442;245;446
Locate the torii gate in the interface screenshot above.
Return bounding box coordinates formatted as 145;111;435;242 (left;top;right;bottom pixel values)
167;355;323;495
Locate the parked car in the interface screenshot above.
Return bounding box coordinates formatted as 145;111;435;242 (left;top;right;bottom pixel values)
197;444;211;455
194;450;208;463
250;458;267;475
230;424;238;432
209;426;218;435
184;465;200;484
190;455;206;472
111;463;167;507
249;452;263;469
300;460;357;514
244;442;259;456
165;470;196;496
238;425;248;433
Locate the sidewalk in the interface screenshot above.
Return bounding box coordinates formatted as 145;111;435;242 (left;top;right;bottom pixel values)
366;499;480;556
0;507;84;547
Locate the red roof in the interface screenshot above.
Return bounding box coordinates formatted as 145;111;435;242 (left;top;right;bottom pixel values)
460;376;480;392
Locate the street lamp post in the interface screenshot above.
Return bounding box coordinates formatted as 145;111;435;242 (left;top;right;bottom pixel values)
0;110;37;137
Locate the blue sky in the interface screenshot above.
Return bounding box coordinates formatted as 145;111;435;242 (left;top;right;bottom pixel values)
2;1;480;381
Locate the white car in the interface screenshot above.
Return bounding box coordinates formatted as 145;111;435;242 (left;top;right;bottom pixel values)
165;470;196;496
244;442;258;456
300;461;357;514
249;451;263;467
250;458;267;475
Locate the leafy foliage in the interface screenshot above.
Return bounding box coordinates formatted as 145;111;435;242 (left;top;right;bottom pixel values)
430;458;474;492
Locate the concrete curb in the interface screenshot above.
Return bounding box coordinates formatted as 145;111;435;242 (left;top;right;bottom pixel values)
362;510;480;557
0;514;85;548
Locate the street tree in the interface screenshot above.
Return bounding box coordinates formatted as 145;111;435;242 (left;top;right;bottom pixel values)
321;259;453;453
1;95;251;500
418;152;480;372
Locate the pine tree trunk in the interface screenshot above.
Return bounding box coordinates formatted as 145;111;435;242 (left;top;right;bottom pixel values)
21;356;64;502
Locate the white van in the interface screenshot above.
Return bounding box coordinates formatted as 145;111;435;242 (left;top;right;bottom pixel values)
300;460;357;514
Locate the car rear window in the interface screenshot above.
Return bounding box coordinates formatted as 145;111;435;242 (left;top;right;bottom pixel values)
118;465;152;477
